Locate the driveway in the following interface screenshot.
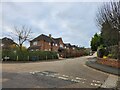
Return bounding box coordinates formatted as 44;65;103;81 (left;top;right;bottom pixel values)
2;56;114;88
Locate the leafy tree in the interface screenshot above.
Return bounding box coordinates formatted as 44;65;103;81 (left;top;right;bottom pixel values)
90;33;103;51
101;22;119;46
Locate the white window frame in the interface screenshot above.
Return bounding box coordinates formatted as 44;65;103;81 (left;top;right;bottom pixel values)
33;41;37;45
1;44;4;46
60;44;63;48
53;43;54;46
55;44;57;46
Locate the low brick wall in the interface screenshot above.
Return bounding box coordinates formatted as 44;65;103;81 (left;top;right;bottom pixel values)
97;58;120;68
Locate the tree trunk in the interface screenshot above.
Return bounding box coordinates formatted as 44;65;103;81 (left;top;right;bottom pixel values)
19;44;22;51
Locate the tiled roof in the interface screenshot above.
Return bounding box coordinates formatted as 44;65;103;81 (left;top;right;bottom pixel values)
30;34;62;44
2;37;17;45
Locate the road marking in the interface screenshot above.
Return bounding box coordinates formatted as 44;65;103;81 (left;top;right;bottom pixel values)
58;76;68;80
91;83;94;86
30;72;35;74
76;77;82;80
82;82;85;83
71;79;80;83
42;71;49;74
62;75;69;77
29;71;103;87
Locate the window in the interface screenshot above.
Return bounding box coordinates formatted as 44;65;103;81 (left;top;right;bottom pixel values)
60;44;63;47
49;43;51;45
64;46;66;48
31;49;33;51
55;44;57;46
49;49;51;51
33;41;37;45
53;43;54;46
1;44;4;46
73;47;75;50
45;49;48;51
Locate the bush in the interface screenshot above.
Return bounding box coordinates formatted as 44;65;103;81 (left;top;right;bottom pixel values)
2;50;58;61
29;51;58;61
97;45;109;58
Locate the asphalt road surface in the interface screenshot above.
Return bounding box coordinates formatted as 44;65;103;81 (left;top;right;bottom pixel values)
2;56;110;88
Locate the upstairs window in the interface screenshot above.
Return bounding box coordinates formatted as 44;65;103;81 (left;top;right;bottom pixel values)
60;44;63;48
33;41;37;45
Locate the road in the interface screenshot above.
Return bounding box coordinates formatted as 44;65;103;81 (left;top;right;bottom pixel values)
2;56;114;88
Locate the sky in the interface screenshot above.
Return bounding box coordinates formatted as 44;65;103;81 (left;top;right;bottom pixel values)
1;1;105;48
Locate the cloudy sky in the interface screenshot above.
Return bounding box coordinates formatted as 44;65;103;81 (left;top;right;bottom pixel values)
1;1;104;48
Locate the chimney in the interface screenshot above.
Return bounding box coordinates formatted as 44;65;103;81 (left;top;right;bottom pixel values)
49;34;52;38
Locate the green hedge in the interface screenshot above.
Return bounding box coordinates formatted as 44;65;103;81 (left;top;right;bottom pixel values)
2;50;58;61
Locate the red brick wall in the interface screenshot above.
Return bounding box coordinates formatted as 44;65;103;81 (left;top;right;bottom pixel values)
30;38;64;52
38;40;51;51
97;58;120;68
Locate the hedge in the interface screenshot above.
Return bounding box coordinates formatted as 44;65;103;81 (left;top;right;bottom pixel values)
2;50;58;61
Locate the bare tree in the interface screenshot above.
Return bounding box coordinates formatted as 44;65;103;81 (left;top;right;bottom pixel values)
96;1;120;30
13;25;32;51
96;1;120;59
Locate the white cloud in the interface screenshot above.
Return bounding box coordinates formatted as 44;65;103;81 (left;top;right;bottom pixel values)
1;0;116;2
2;2;102;47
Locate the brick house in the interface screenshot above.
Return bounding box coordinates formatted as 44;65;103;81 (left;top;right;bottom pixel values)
28;34;64;52
0;37;17;50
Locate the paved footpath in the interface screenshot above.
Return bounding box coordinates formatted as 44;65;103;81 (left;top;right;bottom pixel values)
101;74;118;88
1;56;119;88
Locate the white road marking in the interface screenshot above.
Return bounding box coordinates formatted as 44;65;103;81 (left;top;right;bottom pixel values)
46;74;55;77
62;75;69;77
76;77;82;80
91;83;94;86
82;82;85;83
30;72;35;74
96;81;100;83
58;77;68;80
71;79;80;83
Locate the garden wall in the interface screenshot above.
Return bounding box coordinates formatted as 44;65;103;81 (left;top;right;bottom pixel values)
97;58;120;68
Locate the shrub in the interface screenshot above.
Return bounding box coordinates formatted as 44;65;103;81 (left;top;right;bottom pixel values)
2;50;58;61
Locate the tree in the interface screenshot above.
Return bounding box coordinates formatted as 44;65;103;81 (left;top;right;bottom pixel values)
90;33;103;51
12;25;32;51
96;1;120;46
101;22;119;46
96;1;120;59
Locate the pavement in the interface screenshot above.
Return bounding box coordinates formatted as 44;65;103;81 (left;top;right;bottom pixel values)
86;55;120;89
85;60;120;76
1;56;119;88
